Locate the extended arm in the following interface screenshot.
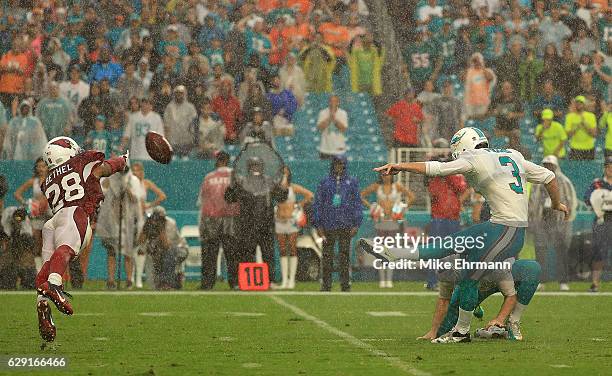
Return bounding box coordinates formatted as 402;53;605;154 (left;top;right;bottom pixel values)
93;152;129;179
487;294;517;328
144;179;167;209
374;158;473;177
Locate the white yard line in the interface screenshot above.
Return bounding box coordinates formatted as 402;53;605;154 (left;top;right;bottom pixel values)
2;290;611;296
269;295;430;376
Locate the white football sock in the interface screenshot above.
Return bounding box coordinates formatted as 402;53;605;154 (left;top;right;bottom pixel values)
455;308;473;334
288;256;298;289
509;303;526;323
280;256;289;288
135;254;146;287
48;273;62;286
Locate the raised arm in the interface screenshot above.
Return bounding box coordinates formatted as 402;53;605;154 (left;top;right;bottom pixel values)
360;183;378;208
93;152;129;179
522;159;568;219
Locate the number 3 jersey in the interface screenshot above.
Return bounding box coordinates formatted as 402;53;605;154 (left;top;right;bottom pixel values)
425;148;555;227
41;150;106;220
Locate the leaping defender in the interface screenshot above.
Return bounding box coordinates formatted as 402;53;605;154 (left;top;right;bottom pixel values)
36;136;128;342
361;127;568;343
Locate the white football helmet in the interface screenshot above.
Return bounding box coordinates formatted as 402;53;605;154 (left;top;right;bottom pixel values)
449;127;489;159
43;137;82;168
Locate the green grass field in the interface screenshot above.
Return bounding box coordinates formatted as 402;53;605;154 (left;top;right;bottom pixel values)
1;282;611;376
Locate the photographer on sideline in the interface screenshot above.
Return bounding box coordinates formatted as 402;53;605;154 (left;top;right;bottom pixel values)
139;206;188;290
0;207;36;289
584;156;612;292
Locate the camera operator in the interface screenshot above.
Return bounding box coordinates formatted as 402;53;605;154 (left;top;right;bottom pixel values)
0;207;36;289
584;156;612;292
225;157;288;284
139;206;188;290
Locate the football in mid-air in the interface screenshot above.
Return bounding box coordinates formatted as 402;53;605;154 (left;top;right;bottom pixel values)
145;131;173;164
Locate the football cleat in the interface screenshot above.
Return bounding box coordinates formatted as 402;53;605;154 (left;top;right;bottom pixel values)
507;321;523;341
358;238;397;263
37;282;74;315
37;300;56;342
432;329;471;343
474;325;507;339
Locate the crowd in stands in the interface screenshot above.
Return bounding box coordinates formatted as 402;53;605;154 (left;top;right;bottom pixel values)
395;0;611;160
0;0;387;162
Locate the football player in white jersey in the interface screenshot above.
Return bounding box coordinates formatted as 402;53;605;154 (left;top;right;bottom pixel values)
361;127;568;343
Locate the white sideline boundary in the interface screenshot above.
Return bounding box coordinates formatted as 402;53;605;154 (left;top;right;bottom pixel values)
1;291;611;296
270;295;430;376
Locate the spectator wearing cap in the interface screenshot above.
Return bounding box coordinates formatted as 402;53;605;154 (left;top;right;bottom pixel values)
582;156;612;292
386;88;423;148
299;33;336;93
600;103;612;158
198;151;240;289
59;64;90;108
348;32;384;96
204;37;225;69
529;155;577;291
532;79;565;121
576;72;604;116
121;97;165;161
536;109;568;158
197;98;225;159
135;57;153;96
116;61;145;105
88;47;124;86
158;25;187;57
245;18;273;73
212;79;242;142
85;114;112;156
317;95;348;158
116;14;149;54
35;81;74;139
164;85;198;159
1;100;46;160
430;80;463;141
565;95;597;160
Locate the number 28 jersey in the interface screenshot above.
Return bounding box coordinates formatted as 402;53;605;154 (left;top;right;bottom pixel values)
425;149;555;227
41;150;106;220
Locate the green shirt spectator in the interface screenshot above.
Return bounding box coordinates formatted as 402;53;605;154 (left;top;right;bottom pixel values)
564;96;597;157
600;109;612;156
535;109;567;158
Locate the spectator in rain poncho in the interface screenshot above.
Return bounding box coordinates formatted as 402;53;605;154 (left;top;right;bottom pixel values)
348;32;384;96
97;170;143;289
35;81;75;139
1;100;47;160
299;33;336;93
